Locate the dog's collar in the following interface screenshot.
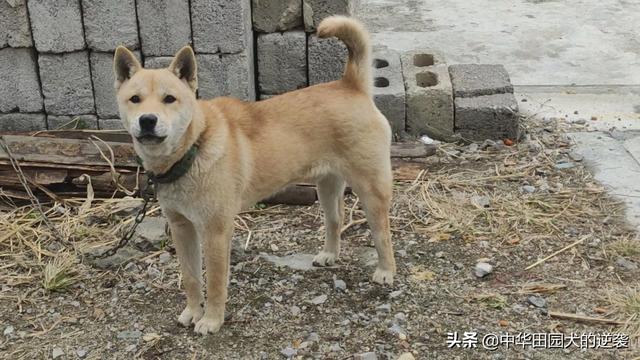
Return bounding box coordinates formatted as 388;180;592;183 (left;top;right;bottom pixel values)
138;144;199;184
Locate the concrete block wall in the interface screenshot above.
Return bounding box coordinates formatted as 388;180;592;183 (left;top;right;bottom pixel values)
0;0;255;132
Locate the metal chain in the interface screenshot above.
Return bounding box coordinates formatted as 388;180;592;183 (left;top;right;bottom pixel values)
93;177;156;259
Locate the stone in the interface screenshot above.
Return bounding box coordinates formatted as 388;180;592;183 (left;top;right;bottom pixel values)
134;217;168;251
311;294;327;305
615;257;638;271
372;48;406;137
281;346;297;358
39;52;94;115
191;0;252;54
76;349;87;358
0;113;47;132
307;35;348;85
117;330;142;340
89;247;143;269
303;0;352;31
0;48;43;113
401;50;454;140
454;93;519;141
3;325;14;336
554;162;576;170
474;262;493;278
354;352;377;360
196;52;256;101
290;305;301;316
52;347;64;359
376;303;391;313
257;31;306;95
0;0;32;48
144;57;173;69
397;353;416;360
27;0;85;52
91;51;142;118
252;0;302;33
521;185;536;193
82;0;138;51
47;115;98;130
261;253;319;270
158;252;171;264
448;64;513;98
99;119;125;130
334;279;347;291
527;295;546;308
389;290;403;299
137;0;191;56
329;343;342;352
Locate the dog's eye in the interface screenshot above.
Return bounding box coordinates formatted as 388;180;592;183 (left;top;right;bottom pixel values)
129;95;140;103
163;95;176;104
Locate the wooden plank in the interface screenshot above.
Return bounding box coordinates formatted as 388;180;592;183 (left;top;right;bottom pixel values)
0;135;138;167
31;130;133;143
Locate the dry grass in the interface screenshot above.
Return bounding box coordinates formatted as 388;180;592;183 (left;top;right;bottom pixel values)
606;287;640;338
42;252;78;291
607;238;640;258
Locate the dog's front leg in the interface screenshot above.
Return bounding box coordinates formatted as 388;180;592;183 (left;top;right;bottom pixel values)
193;216;233;335
166;210;204;327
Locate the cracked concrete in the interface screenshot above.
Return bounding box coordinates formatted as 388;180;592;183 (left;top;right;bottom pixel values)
355;0;640;230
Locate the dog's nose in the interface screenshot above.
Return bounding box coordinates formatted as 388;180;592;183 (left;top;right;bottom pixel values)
139;114;157;132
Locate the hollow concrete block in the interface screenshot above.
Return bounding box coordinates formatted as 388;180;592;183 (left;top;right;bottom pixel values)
99;118;126;130
401;50;454;140
191;0;252;54
27;0;85;52
47;115;99;130
303;0;352;32
257;31;306;95
144;57;173;69
90;51;142;119
137;0;191;56
0;0;32;48
307;35;347;85
196;51;256;101
454;94;519;141
39;52;94;115
0;48;43;113
371;48;405;137
449;64;514;98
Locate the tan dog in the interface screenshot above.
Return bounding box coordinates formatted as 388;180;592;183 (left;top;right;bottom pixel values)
113;16;395;335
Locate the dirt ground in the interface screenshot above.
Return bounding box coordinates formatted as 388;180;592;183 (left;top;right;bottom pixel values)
1;117;640;359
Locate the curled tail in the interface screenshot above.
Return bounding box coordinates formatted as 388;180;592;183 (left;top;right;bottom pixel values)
317;16;372;95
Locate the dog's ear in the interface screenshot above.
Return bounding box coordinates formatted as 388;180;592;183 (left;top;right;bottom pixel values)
113;46;141;89
168;46;198;93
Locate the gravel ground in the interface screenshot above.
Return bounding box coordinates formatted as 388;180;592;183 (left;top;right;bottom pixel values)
1;117;640;359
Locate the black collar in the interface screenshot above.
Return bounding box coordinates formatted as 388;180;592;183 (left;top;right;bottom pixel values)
142;144;199;184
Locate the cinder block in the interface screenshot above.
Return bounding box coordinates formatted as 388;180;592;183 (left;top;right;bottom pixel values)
401;50;454;140
82;0;139;51
449;64;514;98
137;0;191;56
99;118;125;130
303;0;352;31
0;113;47;132
39;52;94;115
259;94;277;101
0;48;43;113
371;49;404;136
47;115;98;130
144;57;173;69
252;0;302;33
27;0;85;52
196;51;256;101
307;35;347;85
0;0;32;48
91;51;142;118
191;0;252;54
257;31;306;95
454;94;519;141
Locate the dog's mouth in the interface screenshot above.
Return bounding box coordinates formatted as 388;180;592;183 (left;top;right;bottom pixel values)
136;134;167;145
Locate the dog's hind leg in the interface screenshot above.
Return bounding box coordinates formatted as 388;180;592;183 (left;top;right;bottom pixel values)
313;174;346;267
346;168;396;285
166;211;205;327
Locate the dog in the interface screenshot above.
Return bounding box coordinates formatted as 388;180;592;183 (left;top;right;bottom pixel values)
113;16;395;335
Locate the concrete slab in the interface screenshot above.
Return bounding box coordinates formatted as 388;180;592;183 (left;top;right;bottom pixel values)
569;131;640;229
354;0;640;86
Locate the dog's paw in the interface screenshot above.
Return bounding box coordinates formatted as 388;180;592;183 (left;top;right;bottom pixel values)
312;251;337;267
194;314;223;335
177;305;204;327
372;268;394;285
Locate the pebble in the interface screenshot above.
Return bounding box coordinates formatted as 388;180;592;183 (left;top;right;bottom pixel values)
117;330;142;340
398;353;416;360
527;295;546;308
615;257;638;271
467;143;479;152
568;152;584;162
394;312;407;323
3;325;14;336
52;347;64;359
473;195;491;208
521;185;536;193
435;251;445;258
334;279;347;291
474;262;493;278
290;305;301;316
125;344;136;352
311;294;327;305
281;347;297;358
397;249;407;258
158;252;171;264
329;343;342;352
555;162;576;170
389;290;403;299
376;303;391;313
76;349;87;358
572;118;586;125
307;332;320;342
354;352;378;360
511;304;527;315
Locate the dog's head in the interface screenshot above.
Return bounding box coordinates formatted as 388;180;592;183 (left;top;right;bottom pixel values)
113;46;198;149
